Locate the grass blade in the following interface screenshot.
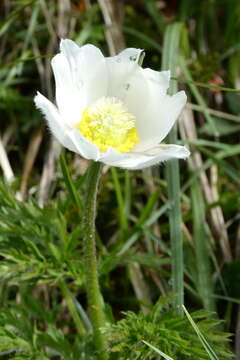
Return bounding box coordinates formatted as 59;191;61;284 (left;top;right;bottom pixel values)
191;180;215;311
161;22;184;313
59;154;83;212
182;305;219;360
142;340;175;360
172;76;240;93
111;167;128;231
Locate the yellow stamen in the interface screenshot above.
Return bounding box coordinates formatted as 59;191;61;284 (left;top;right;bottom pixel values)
76;97;139;153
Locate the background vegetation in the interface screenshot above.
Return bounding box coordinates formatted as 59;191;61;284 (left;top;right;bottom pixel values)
0;0;240;359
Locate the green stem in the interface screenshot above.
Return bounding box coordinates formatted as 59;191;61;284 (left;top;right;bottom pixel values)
83;161;108;360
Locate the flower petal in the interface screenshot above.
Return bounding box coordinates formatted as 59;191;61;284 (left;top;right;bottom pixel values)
106;48;143;97
117;48;144;62
68;130;100;160
34;92;100;160
99;148;128;163
118;67;149;121
51;53;84;125
59;40;108;106
142;68;170;94
34;92;77;152
104;144;190;170
133;89;187;151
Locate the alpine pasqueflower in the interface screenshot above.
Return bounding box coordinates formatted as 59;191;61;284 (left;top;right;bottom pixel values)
34;39;190;169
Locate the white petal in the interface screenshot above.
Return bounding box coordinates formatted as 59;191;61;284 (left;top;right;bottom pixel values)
59;40;108;106
34;92;100;160
142;69;170;93
51;53;84;125
120;66;149;116
34;92;77;152
104;144;190;170
115;48;144;63
99;148;128;163
124;68;169;117
133;89;187;151
68;130;100;160
106;48;143;97
60;39;80;62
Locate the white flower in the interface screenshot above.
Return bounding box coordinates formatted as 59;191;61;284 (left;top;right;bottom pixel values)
34;39;190;170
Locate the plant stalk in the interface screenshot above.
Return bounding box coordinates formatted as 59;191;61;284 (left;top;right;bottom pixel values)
83;161;108;360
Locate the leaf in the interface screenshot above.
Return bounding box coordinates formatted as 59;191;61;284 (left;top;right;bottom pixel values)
182;305;218;360
142;340;175;360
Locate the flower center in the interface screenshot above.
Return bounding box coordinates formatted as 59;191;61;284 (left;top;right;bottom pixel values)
76;97;139;153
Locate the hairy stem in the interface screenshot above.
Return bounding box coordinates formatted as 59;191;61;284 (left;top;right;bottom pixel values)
83;161;108;359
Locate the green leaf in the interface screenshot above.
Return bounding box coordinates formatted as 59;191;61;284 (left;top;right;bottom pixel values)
143;340;175;360
182;305;219;360
60;154;83;213
162;22;184;313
